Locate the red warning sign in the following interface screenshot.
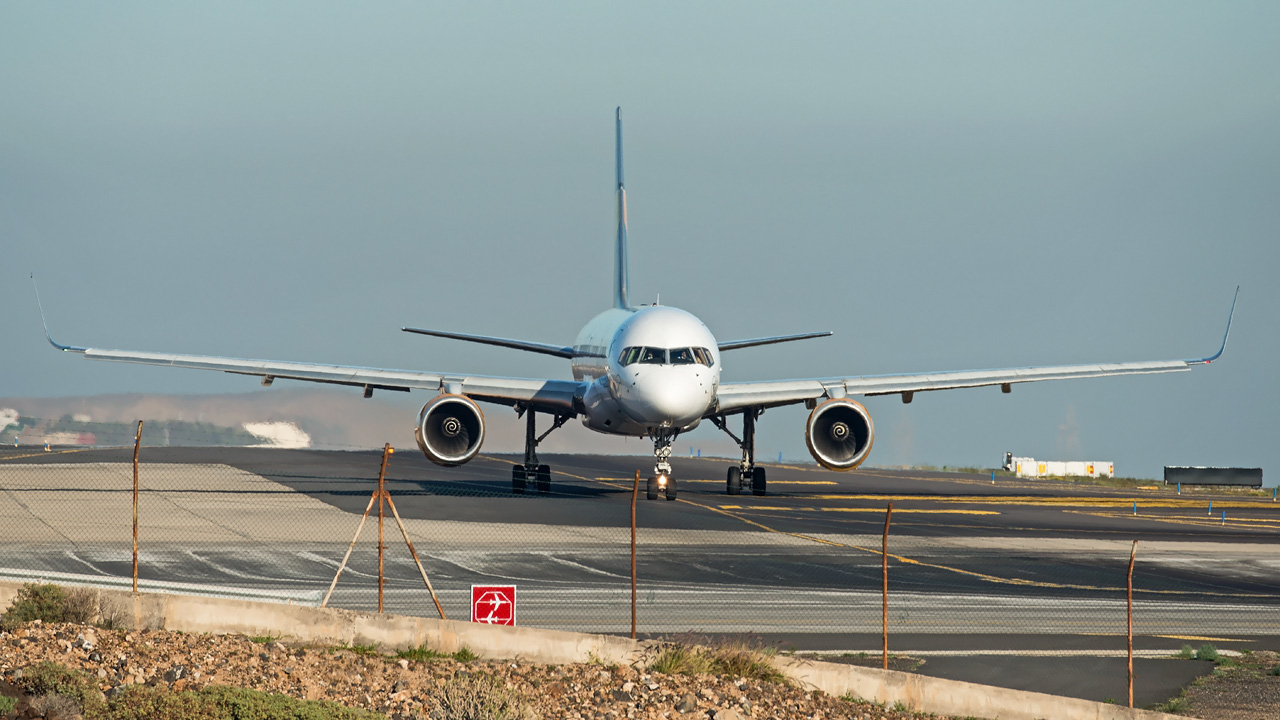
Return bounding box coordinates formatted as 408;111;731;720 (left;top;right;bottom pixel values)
470;585;516;625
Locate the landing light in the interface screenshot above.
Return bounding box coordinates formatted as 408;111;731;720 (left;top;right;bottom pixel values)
658;475;668;487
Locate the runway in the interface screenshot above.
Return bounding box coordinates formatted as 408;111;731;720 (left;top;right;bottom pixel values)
1;446;1277;705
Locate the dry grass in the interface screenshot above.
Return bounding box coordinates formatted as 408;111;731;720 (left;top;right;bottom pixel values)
437;672;537;720
647;635;785;683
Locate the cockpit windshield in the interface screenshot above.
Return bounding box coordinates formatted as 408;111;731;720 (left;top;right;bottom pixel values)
618;346;714;367
669;348;696;365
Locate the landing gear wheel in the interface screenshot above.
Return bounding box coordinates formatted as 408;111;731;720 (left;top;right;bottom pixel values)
511;465;526;494
536;464;551;494
646;476;658;501
665;477;678;501
726;467;742;496
751;466;767;496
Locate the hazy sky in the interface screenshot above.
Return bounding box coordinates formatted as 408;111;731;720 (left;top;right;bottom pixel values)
3;2;1277;483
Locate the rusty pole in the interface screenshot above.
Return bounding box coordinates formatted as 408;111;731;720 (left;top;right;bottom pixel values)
377;443;390;613
1128;540;1137;708
631;469;639;639
882;501;893;670
132;420;143;593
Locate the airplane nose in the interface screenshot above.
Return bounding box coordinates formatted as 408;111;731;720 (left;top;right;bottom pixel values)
625;370;708;426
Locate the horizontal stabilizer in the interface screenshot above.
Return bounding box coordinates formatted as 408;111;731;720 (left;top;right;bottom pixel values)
402;327;573;359
718;331;832;352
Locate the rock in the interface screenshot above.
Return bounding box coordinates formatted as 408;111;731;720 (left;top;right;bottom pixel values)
258;653;271;663
393;680;408;693
622;681;635;693
676;692;698;713
397;659;410;670
713;709;742;720
87;652;101;663
163;666;186;683
610;689;631;701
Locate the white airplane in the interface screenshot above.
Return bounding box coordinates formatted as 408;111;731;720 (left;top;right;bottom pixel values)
37;109;1236;501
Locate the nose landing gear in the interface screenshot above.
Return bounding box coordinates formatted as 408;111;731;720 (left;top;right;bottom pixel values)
646;432;678;501
711;409;766;496
511;406;570;495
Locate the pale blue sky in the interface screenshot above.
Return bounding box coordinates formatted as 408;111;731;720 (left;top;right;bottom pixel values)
3;2;1277;482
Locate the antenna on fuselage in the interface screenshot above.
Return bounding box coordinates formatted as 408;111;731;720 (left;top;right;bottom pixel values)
614;107;632;310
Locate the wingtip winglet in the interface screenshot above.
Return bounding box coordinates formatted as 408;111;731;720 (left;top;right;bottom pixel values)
30;275;86;353
1189;285;1239;365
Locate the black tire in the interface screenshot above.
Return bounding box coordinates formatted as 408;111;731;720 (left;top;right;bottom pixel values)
665;477;677;501
512;465;526;494
726;467;741;496
646;476;658;500
752;466;767;496
536;464;551;493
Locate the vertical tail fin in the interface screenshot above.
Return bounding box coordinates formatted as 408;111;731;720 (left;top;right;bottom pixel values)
614;107;631;310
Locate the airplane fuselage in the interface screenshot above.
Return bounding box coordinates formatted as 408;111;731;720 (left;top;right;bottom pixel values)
571;305;721;437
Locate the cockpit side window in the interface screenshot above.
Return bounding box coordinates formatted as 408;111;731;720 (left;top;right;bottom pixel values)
639;347;666;364
619;347;642;366
691;347;714;366
669;347;696;365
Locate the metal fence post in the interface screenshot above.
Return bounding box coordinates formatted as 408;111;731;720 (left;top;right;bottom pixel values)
377;442;390;613
1128;540;1137;708
132;420;143;593
882;501;893;670
631;469;639;639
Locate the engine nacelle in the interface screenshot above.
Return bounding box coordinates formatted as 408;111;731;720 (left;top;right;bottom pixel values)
805;398;874;471
415;394;485;466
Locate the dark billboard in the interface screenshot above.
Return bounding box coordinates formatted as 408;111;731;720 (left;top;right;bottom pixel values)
1164;466;1263;487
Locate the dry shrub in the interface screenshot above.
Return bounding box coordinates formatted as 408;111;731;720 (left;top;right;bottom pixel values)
28;693;84;718
62;586;99;625
96;594;131;631
647;635;785;683
436;673;538;720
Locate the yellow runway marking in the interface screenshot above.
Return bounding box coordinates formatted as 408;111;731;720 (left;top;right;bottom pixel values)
808;494;1276;510
0;447;98;462
1066;509;1280;531
683;480;837;485
718;505;999;516
1155;634;1249;643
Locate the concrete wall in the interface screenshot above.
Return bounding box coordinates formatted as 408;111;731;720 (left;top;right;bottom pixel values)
0;580;1180;720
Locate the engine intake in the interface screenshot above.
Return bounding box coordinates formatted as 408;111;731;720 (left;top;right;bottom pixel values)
805;398;874;471
415;394;485;466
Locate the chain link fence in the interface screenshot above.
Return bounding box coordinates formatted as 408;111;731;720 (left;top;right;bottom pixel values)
1;421;1278;649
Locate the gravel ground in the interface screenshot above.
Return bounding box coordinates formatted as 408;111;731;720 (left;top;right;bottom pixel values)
1170;650;1280;720
0;622;975;720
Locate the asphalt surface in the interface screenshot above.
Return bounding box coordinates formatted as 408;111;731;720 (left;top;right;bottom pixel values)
2;445;1278;707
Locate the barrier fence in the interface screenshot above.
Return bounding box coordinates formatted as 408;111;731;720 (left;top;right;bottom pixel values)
1;420;1279;708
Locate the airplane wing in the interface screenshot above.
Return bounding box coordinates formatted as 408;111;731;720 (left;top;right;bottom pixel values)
44;344;582;411
713;288;1238;415
33;277;581;411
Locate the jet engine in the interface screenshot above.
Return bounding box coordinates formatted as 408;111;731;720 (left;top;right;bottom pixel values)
805;398;874;471
415;394;485;466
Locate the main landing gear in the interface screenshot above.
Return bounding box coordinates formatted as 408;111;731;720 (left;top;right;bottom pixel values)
511;406;571;495
710;409;766;497
645;432;678;501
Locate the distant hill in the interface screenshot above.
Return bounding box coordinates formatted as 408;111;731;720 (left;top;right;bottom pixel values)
0;388;655;454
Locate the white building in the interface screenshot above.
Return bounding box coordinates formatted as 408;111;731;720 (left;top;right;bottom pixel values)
1003;452;1113;478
